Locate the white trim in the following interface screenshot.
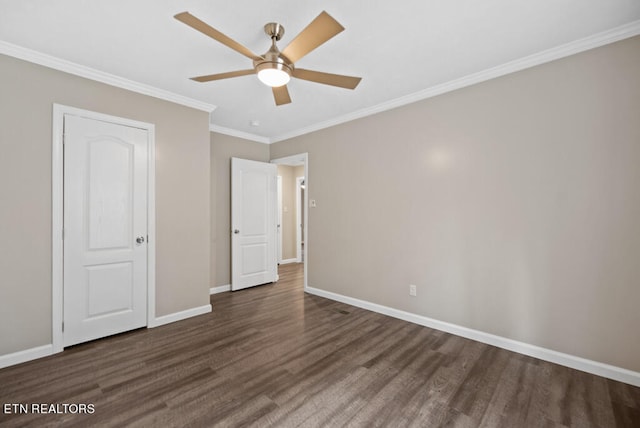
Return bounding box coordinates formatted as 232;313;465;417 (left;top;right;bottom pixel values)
305;286;640;387
269;154;306;166
52;104;157;353
1;304;211;369
280;258;298;265
209;124;271;144
4;20;638;143
295;176;304;263
0;41;216;113
210;284;231;295
0;345;54;370
263;20;640;143
146;126;157;328
148;304;212;328
51;106;64;353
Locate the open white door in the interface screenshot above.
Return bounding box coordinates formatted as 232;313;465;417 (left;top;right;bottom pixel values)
63;114;148;346
231;158;278;291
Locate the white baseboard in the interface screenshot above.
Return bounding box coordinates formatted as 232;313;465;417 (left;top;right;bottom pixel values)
149;304;212;328
279;258;298;265
210;284;231;295
0;344;54;369
306;286;640;387
1;304;213;368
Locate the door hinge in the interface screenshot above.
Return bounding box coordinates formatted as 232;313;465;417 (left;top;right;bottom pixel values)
62;322;64;332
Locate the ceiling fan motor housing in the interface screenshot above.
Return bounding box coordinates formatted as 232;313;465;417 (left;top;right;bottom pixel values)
254;23;293;81
253;51;293;77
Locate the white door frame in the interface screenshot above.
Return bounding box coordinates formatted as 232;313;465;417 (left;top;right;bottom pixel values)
277;175;283;264
295;176;304;263
52;104;156;353
270;153;308;290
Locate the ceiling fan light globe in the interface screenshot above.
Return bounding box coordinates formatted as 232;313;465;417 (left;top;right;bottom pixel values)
257;68;291;87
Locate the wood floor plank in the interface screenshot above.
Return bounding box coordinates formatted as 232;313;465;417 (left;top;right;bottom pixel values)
478;355;538;427
1;262;639;427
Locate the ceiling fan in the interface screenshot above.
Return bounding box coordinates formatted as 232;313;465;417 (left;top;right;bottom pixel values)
174;11;362;106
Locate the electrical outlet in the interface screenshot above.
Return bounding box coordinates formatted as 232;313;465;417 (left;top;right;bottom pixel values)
409;284;417;297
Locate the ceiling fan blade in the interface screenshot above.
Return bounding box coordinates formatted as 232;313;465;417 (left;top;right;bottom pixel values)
293;68;361;89
174;12;262;61
281;11;344;63
190;69;255;82
272;85;292;106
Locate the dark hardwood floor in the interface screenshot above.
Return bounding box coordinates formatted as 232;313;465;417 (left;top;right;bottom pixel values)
1;263;639;427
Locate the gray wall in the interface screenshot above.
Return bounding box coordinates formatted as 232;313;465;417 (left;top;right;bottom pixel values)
270;36;640;372
210;133;269;287
0;54;211;355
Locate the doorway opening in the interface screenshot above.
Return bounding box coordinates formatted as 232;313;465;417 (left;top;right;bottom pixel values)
271;153;308;290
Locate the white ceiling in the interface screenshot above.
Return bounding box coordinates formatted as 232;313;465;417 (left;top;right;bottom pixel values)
1;1;639;142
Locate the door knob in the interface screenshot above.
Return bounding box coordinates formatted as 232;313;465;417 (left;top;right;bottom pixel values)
136;236;145;244
234;229;240;234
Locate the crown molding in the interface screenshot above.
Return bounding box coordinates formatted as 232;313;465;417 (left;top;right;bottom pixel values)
4;17;637;141
0;40;217;113
209;124;271;144
270;19;640;143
